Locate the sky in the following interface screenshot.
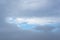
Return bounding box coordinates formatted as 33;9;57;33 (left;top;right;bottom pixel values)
0;0;60;40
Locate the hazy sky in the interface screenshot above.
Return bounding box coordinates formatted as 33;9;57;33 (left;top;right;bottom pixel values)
0;0;60;40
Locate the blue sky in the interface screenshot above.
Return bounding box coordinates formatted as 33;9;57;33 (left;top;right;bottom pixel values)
0;0;60;40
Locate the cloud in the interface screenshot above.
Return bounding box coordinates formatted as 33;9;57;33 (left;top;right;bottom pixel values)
4;0;60;17
0;30;60;40
35;25;55;32
17;0;49;10
35;22;60;32
5;17;60;32
0;0;60;40
6;17;60;25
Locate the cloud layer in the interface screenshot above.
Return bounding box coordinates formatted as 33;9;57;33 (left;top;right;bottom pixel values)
4;0;60;17
0;0;60;40
5;17;60;32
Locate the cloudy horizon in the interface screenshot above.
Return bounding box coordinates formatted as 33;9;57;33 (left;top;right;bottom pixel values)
0;0;60;40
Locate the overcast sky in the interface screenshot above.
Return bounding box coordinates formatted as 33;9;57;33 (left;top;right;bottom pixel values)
0;0;60;40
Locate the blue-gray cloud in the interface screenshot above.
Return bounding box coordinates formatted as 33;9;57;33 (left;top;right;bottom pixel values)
0;0;60;40
1;0;60;17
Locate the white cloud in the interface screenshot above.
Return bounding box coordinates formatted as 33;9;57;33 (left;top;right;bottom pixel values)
5;17;60;32
6;17;60;25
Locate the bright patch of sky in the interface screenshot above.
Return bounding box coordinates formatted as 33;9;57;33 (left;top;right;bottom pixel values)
5;17;60;32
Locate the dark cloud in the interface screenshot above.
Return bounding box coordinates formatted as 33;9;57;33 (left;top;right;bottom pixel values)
35;25;55;32
0;22;60;40
35;23;60;32
0;31;60;40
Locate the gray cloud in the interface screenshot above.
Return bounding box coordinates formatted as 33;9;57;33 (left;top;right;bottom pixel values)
35;22;60;32
0;31;60;40
35;25;55;32
0;22;60;40
0;0;60;40
1;0;60;17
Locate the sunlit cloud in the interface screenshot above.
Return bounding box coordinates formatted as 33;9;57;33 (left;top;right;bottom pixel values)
6;17;59;25
5;17;60;32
